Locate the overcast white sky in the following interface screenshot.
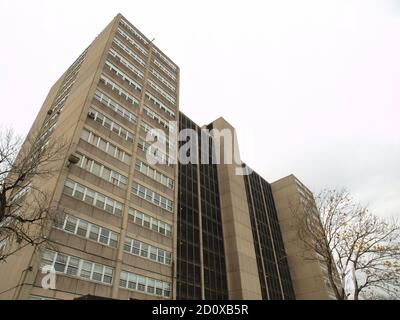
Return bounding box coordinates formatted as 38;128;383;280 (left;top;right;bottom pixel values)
0;0;399;217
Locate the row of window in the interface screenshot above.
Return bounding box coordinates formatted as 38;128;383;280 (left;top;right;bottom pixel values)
150;68;176;92
94;89;137;124
140;121;175;150
54;213;119;248
105;61;142;93
120;271;171;298
145;92;175;118
147;79;176;105
135;159;174;190
152;47;177;71
41;249;172;298
131;182;173;212
153;59;176;81
81;128;132;164
137;138;173;166
109;48;144;80
41;250;114;285
64;179;124;216
117;28;148;57
76;153;128;188
120;19;150;45
99;75;139;108
11;182;32;203
128;208;172;237
124;237;172;265
88;107;134;142
143;106;174;132
113;38;146;67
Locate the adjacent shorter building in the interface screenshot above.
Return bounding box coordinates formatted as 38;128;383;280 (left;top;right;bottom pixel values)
271;175;337;300
0;14;334;300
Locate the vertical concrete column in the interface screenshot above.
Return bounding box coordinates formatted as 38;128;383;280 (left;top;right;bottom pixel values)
210;117;262;300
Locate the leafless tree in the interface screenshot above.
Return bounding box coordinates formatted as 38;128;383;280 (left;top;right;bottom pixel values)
0;127;66;262
290;189;400;300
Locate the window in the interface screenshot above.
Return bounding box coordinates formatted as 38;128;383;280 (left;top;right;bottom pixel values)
94;89;137;123
143;215;151;229
127;273;137;290
77;220;88;237
80;128;131;164
54;213;119;248
105;61;142;92
95;194;106;209
147;79;176;105
74;185;85;200
140;243;149;258
119;270;171;298
116;28;148;56
153;58;177;81
147;279;155;294
120;271;128;288
124;239;131;252
54;253;67;273
65;216;77;233
137;276;146;292
109;233;118;248
99;228;109;244
131;182;173;212
103;267;113;284
113;38;146;67
150;247;157;261
80;261;93;279
128;208;172;237
66;257;79;276
84;189;95;205
109;48;144;79
63;180;124;216
132;240;141;255
150;68;176;92
124;237;171;266
87;107;134;142
41;251;114;285
92;264;103;282
89;225;100;241
145;92;175;118
135;159;175;190
77;153;128;188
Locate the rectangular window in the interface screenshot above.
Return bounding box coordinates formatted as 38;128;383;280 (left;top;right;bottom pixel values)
54;253;68;273
99;228;110;245
65;216;77;233
77;220;88;237
89;225;100;241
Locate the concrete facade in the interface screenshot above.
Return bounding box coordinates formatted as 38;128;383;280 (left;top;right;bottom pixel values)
271;175;336;300
0;14;335;300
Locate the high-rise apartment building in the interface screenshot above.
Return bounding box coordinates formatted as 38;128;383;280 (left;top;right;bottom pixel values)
0;14;334;300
